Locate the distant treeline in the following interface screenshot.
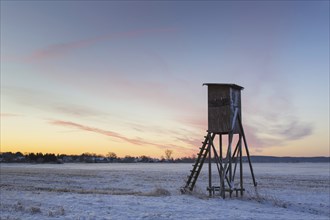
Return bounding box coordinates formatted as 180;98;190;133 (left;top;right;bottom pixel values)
249;156;330;163
0;151;194;164
0;152;329;164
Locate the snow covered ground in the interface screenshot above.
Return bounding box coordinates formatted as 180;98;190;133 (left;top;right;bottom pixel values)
1;163;329;220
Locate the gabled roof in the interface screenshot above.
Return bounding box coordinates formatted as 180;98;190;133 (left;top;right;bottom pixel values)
203;83;244;90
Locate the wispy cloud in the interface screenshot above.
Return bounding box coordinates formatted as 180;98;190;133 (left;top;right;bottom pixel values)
0;113;22;117
246;117;313;148
24;28;177;62
50;120;165;148
176;116;207;130
50;119;197;156
175;136;202;148
2;86;107;118
278;120;313;140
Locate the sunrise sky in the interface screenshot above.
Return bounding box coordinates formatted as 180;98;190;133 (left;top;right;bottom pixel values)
1;1;329;158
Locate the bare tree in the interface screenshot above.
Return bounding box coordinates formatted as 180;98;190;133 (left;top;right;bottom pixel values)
164;149;173;161
107;152;117;158
107;152;117;162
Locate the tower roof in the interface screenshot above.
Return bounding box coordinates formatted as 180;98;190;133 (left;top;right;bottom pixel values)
203;83;244;90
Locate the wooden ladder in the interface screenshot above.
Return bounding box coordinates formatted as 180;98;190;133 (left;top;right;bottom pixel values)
181;133;215;193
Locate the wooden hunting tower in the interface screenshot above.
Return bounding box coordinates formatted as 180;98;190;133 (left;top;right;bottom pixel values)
207;83;242;134
181;83;257;198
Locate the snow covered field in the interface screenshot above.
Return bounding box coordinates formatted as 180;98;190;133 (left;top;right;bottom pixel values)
1;163;329;220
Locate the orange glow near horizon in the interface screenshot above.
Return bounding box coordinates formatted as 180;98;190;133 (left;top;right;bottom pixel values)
1;114;328;158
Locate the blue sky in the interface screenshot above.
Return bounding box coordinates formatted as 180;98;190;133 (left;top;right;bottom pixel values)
1;1;329;157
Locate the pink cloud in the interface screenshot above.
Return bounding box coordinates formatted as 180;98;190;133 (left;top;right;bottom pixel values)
50;120;161;147
50;119;198;157
24;28;177;62
177;116;207;130
175;136;202;148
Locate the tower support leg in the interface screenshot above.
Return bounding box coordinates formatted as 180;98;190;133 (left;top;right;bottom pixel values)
238;114;257;187
239;133;243;195
228;132;233;197
208;135;212;196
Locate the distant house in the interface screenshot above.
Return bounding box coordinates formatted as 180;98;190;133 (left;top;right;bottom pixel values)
95;157;108;163
63;156;73;163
